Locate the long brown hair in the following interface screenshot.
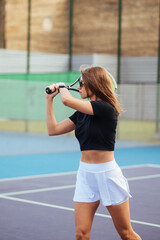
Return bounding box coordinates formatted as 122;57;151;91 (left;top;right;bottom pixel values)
80;65;123;116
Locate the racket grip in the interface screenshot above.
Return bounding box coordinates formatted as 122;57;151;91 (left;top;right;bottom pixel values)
45;87;56;94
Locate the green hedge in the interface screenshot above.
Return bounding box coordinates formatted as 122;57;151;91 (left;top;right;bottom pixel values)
0;72;80;83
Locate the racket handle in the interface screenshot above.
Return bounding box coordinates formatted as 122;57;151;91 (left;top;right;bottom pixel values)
45;87;56;94
45;85;66;94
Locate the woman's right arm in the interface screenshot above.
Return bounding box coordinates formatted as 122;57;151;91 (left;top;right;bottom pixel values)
46;85;75;136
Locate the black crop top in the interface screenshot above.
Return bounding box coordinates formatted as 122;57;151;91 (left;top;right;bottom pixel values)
69;101;118;151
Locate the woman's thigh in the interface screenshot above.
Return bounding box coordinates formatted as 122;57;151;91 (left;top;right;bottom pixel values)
107;200;133;235
74;201;100;232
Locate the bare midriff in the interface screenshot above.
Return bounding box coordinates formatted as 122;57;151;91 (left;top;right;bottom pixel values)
80;150;114;164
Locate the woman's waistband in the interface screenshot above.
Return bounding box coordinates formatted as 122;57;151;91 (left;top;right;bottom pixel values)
79;160;119;173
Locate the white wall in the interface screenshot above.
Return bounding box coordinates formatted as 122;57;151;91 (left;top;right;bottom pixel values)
0;49;69;73
121;56;158;84
0;49;158;84
119;84;158;121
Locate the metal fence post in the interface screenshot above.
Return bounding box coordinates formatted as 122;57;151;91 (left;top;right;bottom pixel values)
69;0;74;72
155;0;160;138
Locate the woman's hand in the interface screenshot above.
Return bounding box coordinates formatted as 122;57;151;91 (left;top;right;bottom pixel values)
45;83;59;100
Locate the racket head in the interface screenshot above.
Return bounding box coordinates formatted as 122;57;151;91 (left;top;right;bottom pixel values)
80;64;117;93
106;71;118;93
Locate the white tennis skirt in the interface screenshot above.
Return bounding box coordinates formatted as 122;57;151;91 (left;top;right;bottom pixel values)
73;160;132;206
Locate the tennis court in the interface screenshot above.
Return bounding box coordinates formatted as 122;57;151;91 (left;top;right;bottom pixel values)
0;132;160;240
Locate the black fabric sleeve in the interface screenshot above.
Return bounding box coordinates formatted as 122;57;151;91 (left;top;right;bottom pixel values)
91;101;117;118
69;111;78;125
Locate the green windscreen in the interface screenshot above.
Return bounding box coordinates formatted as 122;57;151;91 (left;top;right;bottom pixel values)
0;72;80;122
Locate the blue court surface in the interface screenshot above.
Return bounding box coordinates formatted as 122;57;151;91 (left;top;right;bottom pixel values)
0;132;160;240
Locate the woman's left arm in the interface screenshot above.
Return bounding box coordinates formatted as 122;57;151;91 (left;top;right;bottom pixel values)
59;88;94;115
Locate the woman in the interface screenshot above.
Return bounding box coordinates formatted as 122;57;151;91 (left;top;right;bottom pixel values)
45;66;142;240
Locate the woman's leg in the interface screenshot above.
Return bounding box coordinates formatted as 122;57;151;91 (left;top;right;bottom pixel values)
107;200;142;240
74;200;100;240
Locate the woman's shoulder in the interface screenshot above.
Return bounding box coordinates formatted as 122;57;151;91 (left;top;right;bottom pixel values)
90;100;117;117
90;100;115;110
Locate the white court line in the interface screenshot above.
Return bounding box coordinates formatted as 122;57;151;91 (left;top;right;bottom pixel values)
0;164;158;182
2;184;76;196
0;171;77;182
121;164;153;170
95;212;160;228
1;174;160;197
0;194;160;229
0;194;74;212
128;174;160;181
146;164;160;168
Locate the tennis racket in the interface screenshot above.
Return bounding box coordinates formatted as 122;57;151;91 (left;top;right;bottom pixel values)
45;71;117;94
45;77;81;94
